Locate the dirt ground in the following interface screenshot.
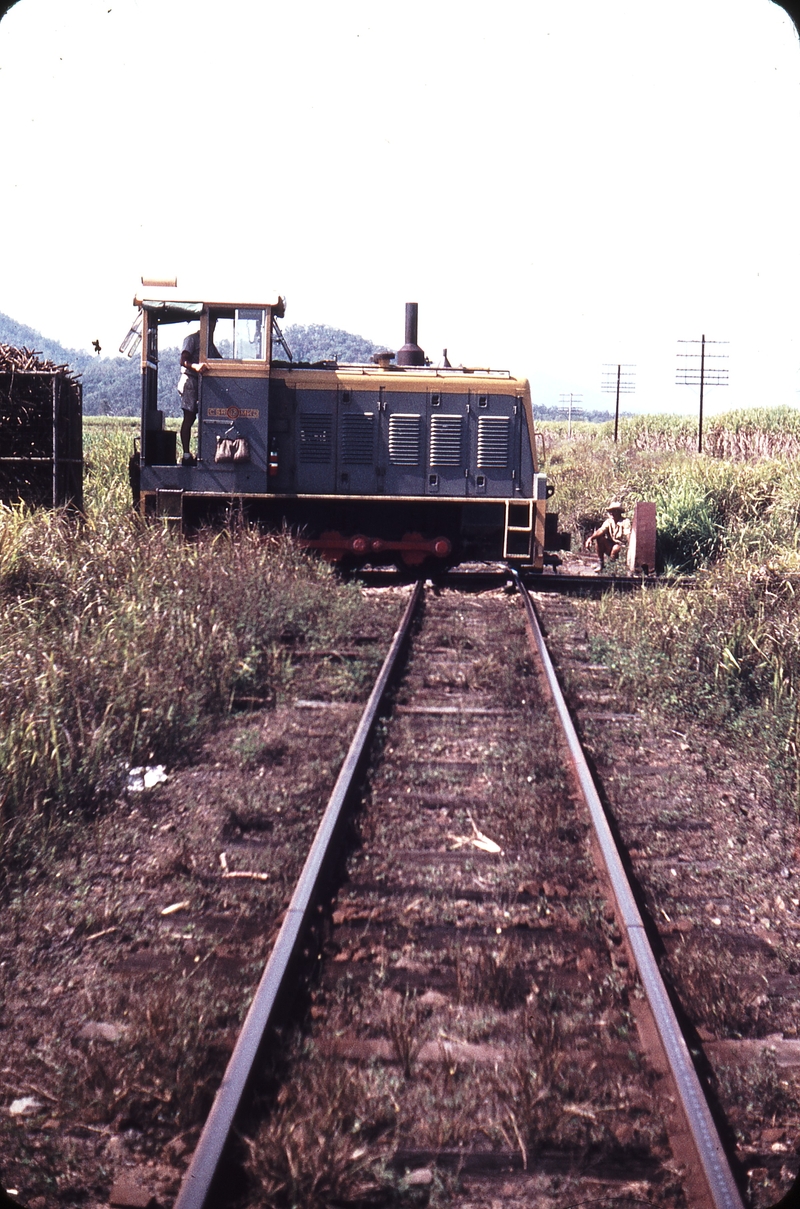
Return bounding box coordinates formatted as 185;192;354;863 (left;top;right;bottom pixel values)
3;570;800;1208
0;585;409;1208
536;578;800;1208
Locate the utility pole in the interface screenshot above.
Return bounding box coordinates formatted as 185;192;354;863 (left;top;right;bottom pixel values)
558;393;583;438
676;335;729;453
601;364;636;442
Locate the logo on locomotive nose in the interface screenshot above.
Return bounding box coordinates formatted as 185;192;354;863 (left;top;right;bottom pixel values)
207;406;260;420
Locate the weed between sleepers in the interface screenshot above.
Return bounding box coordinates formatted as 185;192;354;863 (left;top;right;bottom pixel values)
241;594;681;1206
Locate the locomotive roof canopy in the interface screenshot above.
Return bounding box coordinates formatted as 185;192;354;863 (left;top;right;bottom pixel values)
134;277;285;319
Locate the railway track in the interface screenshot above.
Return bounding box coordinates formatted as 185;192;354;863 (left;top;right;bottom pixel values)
535;592;800;1209
166;574;757;1209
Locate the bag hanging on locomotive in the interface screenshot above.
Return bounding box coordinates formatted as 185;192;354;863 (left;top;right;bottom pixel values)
215;434;250;463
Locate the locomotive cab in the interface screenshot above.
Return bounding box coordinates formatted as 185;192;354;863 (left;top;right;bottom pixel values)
126;280;549;567
130;281;284;515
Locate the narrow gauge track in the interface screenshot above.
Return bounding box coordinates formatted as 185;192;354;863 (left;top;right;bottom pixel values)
174;577;745;1209
535;591;800;1209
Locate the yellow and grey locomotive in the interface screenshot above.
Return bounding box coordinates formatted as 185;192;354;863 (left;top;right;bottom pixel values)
128;279;551;567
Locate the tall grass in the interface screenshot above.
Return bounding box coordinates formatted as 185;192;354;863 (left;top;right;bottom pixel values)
605;414;698;451
540;406;800;811
0;424;385;878
653;458;800;571
590;559;800;809
83;416;140;514
543;408;800;459
705;406;800;460
542;420;800;571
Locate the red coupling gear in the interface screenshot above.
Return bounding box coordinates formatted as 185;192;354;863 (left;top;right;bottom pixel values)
297;531;451;564
371;533;452;565
297;531;371;561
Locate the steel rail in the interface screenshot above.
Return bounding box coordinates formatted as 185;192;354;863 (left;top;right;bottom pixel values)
174;579;425;1209
353;566;683;593
512;569;745;1209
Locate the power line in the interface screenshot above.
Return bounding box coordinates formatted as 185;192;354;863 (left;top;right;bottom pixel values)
558;393;583;438
676;335;729;453
601;364;636;443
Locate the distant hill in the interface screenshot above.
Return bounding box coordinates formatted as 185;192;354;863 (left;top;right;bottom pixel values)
0;312;91;369
0;314;386;417
0;311;143;416
0;313;620;422
282;323;382;364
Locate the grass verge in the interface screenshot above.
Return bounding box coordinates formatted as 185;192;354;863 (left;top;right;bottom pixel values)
0;425;392;882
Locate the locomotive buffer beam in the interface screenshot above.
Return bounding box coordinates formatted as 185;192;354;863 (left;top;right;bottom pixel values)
298;530;452;564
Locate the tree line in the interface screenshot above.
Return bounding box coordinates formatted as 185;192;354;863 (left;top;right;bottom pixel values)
0;312;385;416
0;311;618;421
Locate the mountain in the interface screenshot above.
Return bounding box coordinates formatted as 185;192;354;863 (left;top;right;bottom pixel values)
0;312;92;369
3;314;619;420
282;323;382;364
0;311;142;416
0;314;385;416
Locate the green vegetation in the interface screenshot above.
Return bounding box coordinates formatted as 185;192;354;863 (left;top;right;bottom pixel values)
544;418;800;570
0;311;387;416
542;406;800;459
6;403;800;871
535;403;617;424
0;420;390;880
0;310;142;416
282;322;384;364
543;409;800;812
612;406;800;459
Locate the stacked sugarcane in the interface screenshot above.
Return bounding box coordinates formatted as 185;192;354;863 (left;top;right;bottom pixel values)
0;343;75;377
0;346;76;463
0;343;83;506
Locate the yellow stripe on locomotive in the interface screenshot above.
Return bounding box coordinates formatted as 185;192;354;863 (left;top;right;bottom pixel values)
127;282;549;567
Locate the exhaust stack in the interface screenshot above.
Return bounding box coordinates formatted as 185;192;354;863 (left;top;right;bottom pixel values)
396;302;425;366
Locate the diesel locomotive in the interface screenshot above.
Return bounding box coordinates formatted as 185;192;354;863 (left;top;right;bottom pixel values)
126;279;554;568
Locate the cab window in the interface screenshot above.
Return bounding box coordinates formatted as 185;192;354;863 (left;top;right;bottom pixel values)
207;308;268;360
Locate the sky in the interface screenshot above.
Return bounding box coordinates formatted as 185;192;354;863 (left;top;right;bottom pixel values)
1;0;800;416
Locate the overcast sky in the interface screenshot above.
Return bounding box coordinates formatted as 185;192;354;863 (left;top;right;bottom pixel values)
1;0;799;415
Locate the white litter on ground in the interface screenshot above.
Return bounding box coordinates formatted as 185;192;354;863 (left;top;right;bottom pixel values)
9;1096;43;1116
127;765;168;792
448;816;503;855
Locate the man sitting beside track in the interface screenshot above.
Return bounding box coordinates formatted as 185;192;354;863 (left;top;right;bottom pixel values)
586;501;631;572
